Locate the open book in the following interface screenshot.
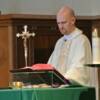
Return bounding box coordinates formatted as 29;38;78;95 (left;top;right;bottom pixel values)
12;64;55;72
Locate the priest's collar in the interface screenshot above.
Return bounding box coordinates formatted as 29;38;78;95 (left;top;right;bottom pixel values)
63;28;82;41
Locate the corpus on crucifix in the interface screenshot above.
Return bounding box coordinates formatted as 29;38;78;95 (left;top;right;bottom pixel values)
16;25;35;67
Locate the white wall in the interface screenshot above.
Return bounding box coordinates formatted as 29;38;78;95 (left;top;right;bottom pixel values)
16;0;66;15
0;0;100;16
0;0;18;14
91;0;100;15
64;0;100;16
64;0;93;16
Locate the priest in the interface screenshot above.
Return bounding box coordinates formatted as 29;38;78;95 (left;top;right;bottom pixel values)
48;6;97;86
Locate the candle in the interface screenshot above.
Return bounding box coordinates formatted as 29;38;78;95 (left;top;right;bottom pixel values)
92;28;100;64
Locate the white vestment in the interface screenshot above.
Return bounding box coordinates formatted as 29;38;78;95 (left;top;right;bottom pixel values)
48;28;98;86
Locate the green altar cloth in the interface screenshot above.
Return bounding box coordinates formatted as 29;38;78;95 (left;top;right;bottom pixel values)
0;86;95;100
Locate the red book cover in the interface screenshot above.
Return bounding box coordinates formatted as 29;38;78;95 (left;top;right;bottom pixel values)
32;64;54;70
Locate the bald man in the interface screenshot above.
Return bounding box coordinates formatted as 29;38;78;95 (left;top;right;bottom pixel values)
48;6;94;86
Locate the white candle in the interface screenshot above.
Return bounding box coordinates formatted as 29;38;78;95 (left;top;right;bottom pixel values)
92;28;100;64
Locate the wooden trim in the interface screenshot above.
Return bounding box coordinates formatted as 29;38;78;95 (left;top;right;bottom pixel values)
0;14;56;20
77;15;100;20
0;14;100;20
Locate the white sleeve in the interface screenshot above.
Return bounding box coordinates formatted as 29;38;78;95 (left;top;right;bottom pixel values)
65;38;92;86
47;52;54;64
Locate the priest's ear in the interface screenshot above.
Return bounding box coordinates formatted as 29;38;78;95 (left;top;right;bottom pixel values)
71;16;76;25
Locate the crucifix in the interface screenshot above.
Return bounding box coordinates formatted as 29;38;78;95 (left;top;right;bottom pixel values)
16;25;35;67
